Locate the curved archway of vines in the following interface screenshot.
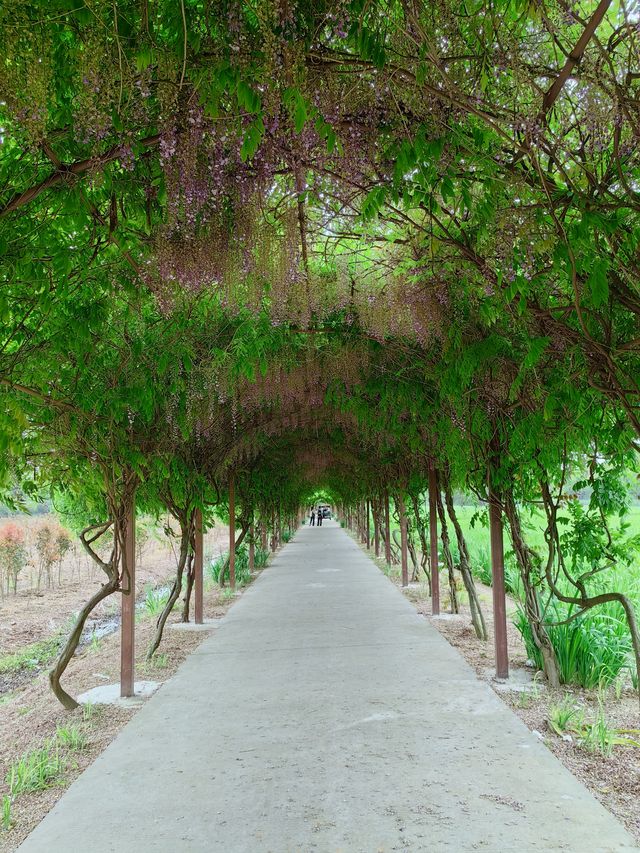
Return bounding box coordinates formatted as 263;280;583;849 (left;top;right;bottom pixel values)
0;0;639;707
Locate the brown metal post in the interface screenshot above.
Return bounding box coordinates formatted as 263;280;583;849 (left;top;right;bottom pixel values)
249;520;255;573
398;492;408;587
428;466;440;615
489;489;509;679
365;500;370;549
120;498;136;698
194;508;204;624
229;475;236;590
384;492;391;565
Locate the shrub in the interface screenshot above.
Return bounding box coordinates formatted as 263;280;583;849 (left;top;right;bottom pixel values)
209;544;252;586
253;546;269;568
0;522;26;595
32;519;71;589
470;546;492;587
143;583;169;616
514;600;635;689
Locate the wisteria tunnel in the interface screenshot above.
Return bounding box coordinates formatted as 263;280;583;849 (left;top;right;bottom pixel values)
1;0;640;850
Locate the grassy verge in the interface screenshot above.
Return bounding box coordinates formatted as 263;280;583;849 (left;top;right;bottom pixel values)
0;636;64;677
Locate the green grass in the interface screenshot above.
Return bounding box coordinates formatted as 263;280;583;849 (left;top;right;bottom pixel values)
55;725;87;752
4;723;91;824
143;583;170;617
0;635;63;675
87;633;102;653
453;504;640;566
209;542;269;587
514;600;637;688
6;743;66;796
82;702;98;722
253;545;270;568
2;794;12;831
546;692;640;755
451;503;640;689
580;700;616;757
548;696;585;736
144;652;168;671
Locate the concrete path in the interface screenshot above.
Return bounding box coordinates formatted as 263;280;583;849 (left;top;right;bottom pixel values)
20;522;637;853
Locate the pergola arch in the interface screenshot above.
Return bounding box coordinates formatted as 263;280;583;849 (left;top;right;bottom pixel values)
0;0;638;710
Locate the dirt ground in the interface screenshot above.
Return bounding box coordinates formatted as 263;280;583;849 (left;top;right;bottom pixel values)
373;545;640;845
0;573;260;852
0;514;247;852
0;514;228;657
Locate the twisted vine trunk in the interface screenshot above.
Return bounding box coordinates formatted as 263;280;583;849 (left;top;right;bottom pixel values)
49;559;119;709
540;481;640;700
434;482;459;614
392;527;417;578
407;535;419;582
181;551;195;622
443;486;487;640
147;511;194;659
409;491;431;594
49;479;136;710
504;489;560;687
386;528;401;564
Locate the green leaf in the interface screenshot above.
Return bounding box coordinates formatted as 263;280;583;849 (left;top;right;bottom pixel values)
112;111;124;132
135;46;153;72
240;117;265;161
361;186;386;220
523;337;549;369
586;258;609;308
236;81;261;114
294;98;307;133
543;395;558;421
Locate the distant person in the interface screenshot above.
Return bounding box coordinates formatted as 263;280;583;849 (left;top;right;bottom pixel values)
310;508;316;526
317;507;323;527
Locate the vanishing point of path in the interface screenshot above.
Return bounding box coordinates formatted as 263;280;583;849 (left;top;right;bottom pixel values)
19;522;637;853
